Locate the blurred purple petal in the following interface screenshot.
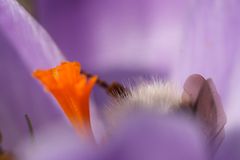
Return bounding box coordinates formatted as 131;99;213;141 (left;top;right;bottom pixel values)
0;0;68;150
35;0;240;85
214;128;240;160
35;1;240;126
18;122;95;160
204;79;226;138
225;52;240;128
170;0;240;131
101;113;207;160
172;0;240;106
194;79;226;147
183;74;226;152
18;113;208;160
183;74;205;105
0;0;65;70
35;0;191;109
0;30;66;150
211;129;225;154
36;0;190;73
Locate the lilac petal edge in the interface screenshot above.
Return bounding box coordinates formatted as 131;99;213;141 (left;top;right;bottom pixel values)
183;74;206;105
183;74;227;151
0;0;65;71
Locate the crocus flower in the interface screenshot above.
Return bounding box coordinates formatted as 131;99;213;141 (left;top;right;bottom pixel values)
1;0;239;159
35;0;240;150
34;0;240;127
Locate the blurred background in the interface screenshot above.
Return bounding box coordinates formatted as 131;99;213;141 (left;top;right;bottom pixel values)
1;0;240;150
17;0;240;108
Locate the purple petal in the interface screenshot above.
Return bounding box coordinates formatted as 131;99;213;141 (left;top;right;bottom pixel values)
19;113;208;160
35;0;190;107
35;1;240;128
183;74;226;152
172;0;240;106
18;122;95;160
0;0;65;70
183;74;206;105
214;128;240;160
168;0;240;131
35;1;240;91
101;113;208;160
0;0;68;150
35;0;240;147
225;53;240;127
36;0;190;73
211;129;225;154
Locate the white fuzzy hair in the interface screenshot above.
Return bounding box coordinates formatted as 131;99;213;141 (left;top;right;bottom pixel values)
105;80;183;127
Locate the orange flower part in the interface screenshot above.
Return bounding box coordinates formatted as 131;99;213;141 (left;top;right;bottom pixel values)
33;62;97;135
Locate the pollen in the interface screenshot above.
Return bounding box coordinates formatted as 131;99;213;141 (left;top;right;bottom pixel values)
33;62;97;135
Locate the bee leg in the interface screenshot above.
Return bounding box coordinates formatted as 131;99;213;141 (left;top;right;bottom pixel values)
81;70;129;98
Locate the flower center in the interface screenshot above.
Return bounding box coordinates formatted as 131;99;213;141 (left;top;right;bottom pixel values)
33;62;97;136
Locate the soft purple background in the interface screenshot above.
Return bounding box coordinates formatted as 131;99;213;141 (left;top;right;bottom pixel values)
35;0;240;127
0;0;240;152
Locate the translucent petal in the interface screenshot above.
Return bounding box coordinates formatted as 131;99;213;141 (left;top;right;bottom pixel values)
0;0;65;70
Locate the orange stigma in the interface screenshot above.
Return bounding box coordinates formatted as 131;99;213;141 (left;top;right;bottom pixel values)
33;62;97;135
